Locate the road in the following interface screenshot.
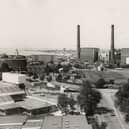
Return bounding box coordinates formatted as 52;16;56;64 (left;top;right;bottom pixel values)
99;89;129;129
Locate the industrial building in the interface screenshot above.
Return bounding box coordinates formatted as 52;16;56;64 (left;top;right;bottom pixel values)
27;54;57;64
0;72;61;116
80;48;99;64
121;48;129;65
0;55;27;71
76;25;99;64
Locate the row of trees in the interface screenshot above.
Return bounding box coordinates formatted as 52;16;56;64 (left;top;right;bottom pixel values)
58;80;102;116
115;81;129;122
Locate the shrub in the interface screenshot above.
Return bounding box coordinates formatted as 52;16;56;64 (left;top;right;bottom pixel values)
96;78;106;88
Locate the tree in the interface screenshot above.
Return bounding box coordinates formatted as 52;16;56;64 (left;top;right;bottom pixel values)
115;81;129;122
0;63;10;72
39;73;45;80
56;74;62;82
58;94;69;113
100;122;107;129
77;80;102;116
68;95;76;110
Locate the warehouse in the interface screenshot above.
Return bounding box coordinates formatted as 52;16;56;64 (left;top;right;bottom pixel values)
121;48;129;65
80;48;99;64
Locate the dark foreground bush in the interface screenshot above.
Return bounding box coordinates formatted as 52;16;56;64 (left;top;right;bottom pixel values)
96;78;106;88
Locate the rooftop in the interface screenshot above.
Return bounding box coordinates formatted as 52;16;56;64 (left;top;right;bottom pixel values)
0;81;25;96
0;115;92;129
17;98;52;110
42;115;92;129
22;119;43;129
0;115;27;125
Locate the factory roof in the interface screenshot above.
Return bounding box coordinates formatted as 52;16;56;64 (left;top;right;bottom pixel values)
0;81;25;96
42;115;92;129
0;115;27;125
17;98;52;111
0;103;20;110
0;115;92;129
43;116;62;129
0;95;14;105
22;119;43;129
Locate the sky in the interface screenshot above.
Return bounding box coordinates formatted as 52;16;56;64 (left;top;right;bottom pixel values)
0;0;129;49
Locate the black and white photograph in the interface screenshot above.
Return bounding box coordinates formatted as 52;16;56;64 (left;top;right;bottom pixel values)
0;0;129;129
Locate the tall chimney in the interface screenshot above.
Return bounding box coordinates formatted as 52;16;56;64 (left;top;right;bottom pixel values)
110;24;115;64
77;24;80;59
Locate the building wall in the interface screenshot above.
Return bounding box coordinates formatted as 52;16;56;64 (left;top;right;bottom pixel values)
80;48;99;64
0;58;27;71
121;48;129;65
28;55;56;64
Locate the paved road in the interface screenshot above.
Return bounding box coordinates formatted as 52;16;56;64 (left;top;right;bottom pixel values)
99;89;129;129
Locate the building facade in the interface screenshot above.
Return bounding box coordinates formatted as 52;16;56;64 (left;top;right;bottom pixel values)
80;48;99;64
27;54;57;64
121;48;129;65
0;55;27;71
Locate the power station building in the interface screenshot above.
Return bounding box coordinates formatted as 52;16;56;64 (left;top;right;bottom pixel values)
121;48;129;65
76;25;99;64
80;48;99;64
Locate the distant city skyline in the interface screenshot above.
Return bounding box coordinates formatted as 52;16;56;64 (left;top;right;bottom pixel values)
0;0;129;49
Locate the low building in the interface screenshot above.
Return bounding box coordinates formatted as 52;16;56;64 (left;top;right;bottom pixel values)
80;48;99;64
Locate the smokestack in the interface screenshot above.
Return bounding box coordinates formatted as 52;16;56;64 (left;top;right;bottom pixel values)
110;24;115;64
77;24;80;59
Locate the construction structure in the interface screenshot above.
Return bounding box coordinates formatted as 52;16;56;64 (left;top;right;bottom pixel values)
110;24;115;65
77;24;80;60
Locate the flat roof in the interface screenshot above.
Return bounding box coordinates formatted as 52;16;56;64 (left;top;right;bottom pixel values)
0;95;14;105
22;119;43;129
42;116;62;129
62;115;92;129
0;115;92;129
0;81;25;96
0;125;22;129
0;98;53;111
0;103;20;110
0;115;27;125
42;115;92;129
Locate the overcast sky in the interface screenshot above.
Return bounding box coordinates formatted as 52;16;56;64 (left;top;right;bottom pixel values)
0;0;129;49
